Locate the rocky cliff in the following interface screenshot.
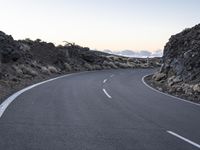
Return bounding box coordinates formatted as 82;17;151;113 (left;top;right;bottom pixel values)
0;31;161;102
151;24;200;102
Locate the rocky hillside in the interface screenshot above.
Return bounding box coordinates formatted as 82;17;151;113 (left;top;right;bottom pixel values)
0;31;161;103
150;24;200;102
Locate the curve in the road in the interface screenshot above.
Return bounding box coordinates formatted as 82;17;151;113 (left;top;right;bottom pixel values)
142;74;200;107
0;71;89;118
0;69;199;150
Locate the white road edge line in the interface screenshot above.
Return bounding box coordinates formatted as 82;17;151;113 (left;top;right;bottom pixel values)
0;71;89;118
142;74;200;107
167;131;200;149
103;79;108;83
103;88;112;99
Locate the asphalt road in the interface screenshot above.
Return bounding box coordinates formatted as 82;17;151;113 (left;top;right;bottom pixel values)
0;69;199;150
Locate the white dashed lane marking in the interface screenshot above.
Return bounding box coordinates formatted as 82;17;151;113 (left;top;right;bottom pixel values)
103;89;112;99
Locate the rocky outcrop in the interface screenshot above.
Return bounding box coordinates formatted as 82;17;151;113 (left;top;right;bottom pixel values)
151;24;200;102
0;31;30;63
0;31;161;103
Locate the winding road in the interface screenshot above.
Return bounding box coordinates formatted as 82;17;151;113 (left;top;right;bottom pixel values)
0;69;199;150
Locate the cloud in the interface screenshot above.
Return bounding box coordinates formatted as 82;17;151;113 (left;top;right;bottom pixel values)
103;49;163;58
116;50;136;56
138;50;152;57
151;49;163;57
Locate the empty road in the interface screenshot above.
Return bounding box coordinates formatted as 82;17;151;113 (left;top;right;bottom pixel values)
0;69;199;150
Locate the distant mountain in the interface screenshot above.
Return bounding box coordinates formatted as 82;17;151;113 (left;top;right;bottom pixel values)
103;49;163;58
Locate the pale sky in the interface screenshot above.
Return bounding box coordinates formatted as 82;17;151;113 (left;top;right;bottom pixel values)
0;0;199;52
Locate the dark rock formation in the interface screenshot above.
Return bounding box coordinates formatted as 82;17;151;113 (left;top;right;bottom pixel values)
162;24;200;82
0;31;25;63
151;24;200;102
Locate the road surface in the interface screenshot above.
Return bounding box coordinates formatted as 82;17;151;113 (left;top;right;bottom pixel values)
0;69;199;150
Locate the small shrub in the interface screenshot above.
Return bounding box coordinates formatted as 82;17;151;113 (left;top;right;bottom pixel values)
115;62;129;68
64;63;72;71
47;65;58;73
41;66;50;74
84;63;93;71
20;65;38;77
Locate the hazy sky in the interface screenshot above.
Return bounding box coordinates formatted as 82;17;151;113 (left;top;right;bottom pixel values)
0;0;199;51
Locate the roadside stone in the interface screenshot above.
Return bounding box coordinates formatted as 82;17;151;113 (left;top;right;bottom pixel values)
152;72;166;81
193;84;200;93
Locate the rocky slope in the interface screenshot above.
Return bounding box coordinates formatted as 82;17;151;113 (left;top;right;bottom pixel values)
149;24;200;102
0;31;161;103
